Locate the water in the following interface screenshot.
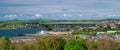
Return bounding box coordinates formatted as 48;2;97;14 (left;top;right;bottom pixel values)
0;28;45;37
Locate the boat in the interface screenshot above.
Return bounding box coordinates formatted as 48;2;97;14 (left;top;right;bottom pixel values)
15;34;24;36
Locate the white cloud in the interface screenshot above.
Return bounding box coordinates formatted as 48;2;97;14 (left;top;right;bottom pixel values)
63;13;72;17
4;15;17;18
108;14;120;17
35;13;42;17
31;13;42;18
4;14;18;20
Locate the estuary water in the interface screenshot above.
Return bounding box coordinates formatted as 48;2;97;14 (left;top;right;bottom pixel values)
0;28;44;37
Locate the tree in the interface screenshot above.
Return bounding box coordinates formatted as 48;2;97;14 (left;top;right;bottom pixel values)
84;40;98;50
27;41;36;50
64;39;87;50
0;37;11;50
97;40;119;50
27;37;66;50
43;37;65;50
14;41;28;50
33;39;45;50
85;40;119;50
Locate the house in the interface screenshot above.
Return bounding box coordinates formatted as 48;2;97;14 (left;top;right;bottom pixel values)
107;31;117;34
97;32;105;34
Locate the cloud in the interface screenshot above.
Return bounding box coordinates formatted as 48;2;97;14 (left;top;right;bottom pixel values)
31;13;42;18
108;14;120;17
2;14;43;20
63;13;72;17
35;13;42;17
4;14;18;20
0;0;120;20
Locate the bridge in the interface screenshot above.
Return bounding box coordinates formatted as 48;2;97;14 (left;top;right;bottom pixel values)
27;22;104;31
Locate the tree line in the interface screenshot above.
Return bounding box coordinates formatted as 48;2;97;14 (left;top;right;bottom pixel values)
0;37;120;50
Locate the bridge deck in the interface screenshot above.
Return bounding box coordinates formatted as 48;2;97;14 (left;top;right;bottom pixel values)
39;22;103;24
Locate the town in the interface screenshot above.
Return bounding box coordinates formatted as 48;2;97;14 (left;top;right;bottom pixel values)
1;19;120;50
0;19;120;50
1;19;120;42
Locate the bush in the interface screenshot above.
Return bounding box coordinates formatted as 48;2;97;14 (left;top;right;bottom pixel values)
64;39;87;50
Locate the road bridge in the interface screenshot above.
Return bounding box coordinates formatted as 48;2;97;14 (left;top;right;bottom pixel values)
28;22;104;31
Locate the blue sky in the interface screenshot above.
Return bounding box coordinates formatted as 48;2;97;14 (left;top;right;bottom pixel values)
0;0;120;20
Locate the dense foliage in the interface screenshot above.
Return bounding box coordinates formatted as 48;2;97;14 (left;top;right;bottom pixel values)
0;37;120;50
64;39;87;50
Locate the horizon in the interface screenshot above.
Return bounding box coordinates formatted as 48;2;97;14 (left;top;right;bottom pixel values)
0;0;120;20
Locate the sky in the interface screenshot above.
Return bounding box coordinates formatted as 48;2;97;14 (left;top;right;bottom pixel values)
0;0;120;20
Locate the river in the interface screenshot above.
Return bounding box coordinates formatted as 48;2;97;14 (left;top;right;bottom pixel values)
0;28;45;37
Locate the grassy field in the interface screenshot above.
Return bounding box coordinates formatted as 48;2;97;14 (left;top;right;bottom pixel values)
0;19;103;24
